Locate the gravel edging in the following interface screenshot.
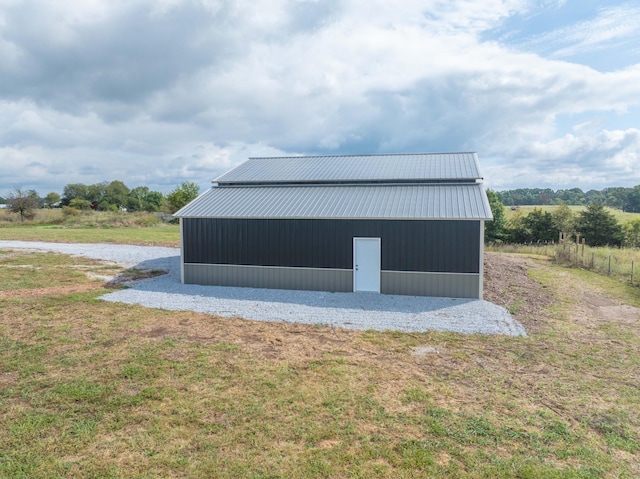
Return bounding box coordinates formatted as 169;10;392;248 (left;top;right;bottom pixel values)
0;241;526;336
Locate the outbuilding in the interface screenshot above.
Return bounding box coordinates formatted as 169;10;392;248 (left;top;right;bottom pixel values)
174;152;493;298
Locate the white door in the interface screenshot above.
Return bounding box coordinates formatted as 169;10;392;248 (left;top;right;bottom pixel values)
353;238;381;292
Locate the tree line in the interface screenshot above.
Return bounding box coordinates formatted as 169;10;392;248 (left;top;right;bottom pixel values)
496;185;640;212
1;181;200;221
486;191;640;248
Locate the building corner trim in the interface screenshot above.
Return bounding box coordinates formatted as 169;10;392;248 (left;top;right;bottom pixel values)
479;220;485;299
180;217;185;284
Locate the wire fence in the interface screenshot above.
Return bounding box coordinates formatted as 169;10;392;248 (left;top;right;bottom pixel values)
486;242;639;286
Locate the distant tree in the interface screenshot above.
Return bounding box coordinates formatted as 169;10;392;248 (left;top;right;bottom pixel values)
603;187;630;210
44;192;61;208
584;189;606;205
537;192;550;205
7;188;39;221
507;209;528;243
86;182;108;204
523;208;558;242
128;186;165;212
551;203;575;238
145;191;164;211
623;219;640;248
484;190;507;243
104;180;130;210
69;198;92;210
575;202;623;246
62;183;89;206
625;186;640;213
167;181;199;213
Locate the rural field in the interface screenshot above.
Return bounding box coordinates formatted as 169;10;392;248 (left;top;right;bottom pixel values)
1;221;639;478
503;204;640;223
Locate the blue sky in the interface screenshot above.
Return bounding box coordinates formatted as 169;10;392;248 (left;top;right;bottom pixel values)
1;0;639;196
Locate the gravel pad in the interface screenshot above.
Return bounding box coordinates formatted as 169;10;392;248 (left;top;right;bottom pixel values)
1;241;526;336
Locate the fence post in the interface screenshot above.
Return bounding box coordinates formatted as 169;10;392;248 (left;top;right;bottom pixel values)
608;254;612;275
591;252;594;268
632;259;635;285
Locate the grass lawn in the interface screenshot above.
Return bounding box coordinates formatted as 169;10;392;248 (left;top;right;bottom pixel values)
0;209;179;246
0;246;639;477
503;204;640;223
0;224;180;246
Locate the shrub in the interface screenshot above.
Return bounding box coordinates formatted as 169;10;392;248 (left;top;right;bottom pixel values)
62;206;82;217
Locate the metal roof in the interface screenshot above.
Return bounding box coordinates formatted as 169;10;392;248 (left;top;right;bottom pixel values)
216;152;481;184
175;183;493;220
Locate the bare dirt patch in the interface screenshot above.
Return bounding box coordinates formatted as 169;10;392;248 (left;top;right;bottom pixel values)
483;252;554;333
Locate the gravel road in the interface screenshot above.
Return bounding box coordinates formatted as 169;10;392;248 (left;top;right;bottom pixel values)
0;241;526;336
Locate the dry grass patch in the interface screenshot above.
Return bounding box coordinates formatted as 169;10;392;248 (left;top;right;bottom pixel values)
0;250;639;478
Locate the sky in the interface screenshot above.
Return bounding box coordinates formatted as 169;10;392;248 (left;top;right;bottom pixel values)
1;0;640;197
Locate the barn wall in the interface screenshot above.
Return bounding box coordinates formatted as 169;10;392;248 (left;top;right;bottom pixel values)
182;218;480;274
182;263;481;298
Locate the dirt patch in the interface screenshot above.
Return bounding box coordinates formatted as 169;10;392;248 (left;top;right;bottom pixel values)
483;253;554;333
104;268;167;289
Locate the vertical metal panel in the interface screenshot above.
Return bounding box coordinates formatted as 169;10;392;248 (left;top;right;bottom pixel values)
183;218;481;274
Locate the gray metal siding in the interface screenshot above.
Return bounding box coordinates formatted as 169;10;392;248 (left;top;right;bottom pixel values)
175;183;493;220
184;264;352;292
381;271;480;298
183;218;481;274
183;263;480;298
216;152;481;183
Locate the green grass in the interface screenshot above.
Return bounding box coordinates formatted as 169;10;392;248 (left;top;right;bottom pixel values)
0;209;180;246
0;223;179;246
487;243;640;286
503;204;640;223
1;249;639;477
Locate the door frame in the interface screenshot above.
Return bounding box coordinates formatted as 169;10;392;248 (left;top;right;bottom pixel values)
353;237;381;293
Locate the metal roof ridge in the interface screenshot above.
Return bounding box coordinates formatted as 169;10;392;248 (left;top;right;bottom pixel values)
247;151;478;160
212;180;480;188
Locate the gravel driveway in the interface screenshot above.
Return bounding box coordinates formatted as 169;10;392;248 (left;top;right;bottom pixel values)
0;241;526;336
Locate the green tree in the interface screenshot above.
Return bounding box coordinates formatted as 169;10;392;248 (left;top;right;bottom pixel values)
625;185;640;213
523;208;558;242
603;187;630;210
7;188;39;221
167;181;200;213
145;191;164;211
575;202;623;246
551;203;575;238
104;180;130;210
484;189;507;243
623;219;640;248
508;208;558;243
62;183;89;206
128;186;165;212
507;209;528;243
69;198;92;210
44;192;61;208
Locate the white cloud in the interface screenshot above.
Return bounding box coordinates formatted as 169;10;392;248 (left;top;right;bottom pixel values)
0;0;639;196
515;3;640;59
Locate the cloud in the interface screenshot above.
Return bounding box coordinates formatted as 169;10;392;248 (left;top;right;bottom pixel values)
512;3;640;60
484;128;640;189
0;0;639;196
